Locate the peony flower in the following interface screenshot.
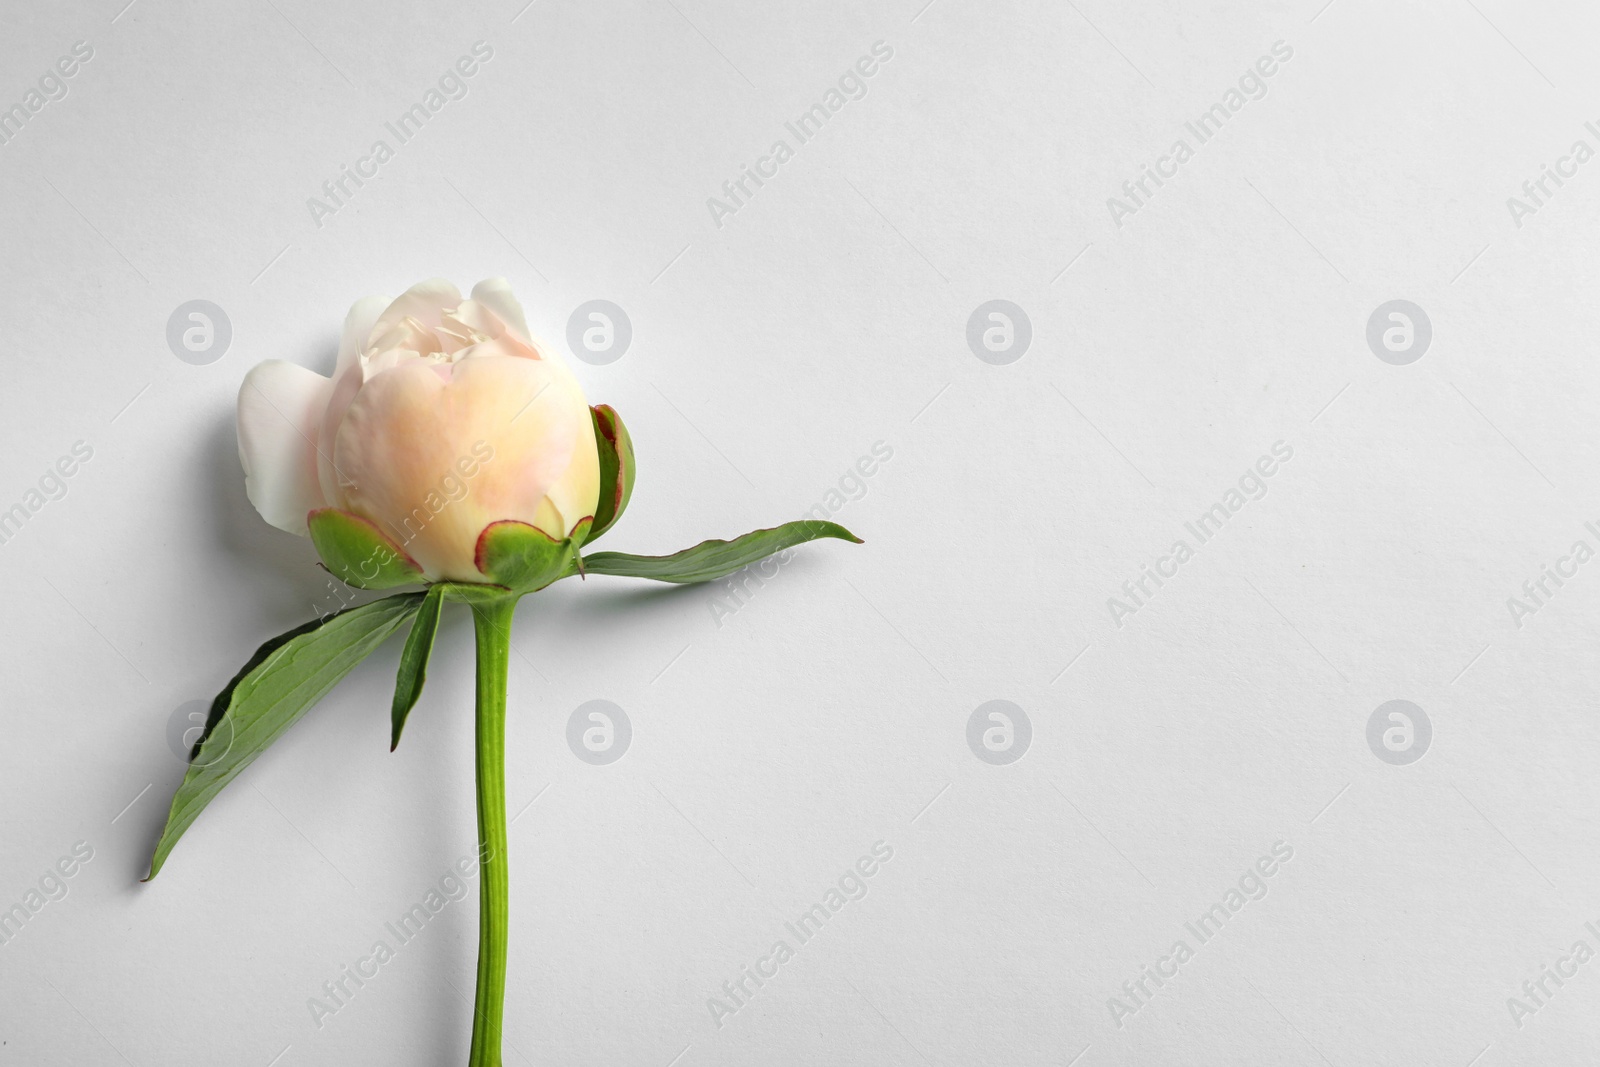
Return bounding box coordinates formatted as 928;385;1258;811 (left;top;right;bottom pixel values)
155;276;859;1067
237;278;599;583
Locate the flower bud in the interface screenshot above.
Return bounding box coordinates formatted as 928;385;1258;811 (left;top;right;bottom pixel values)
237;278;599;582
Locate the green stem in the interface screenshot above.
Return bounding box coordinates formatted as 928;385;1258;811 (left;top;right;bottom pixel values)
468;595;516;1067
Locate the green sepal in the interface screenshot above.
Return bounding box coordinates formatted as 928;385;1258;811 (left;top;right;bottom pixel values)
473;520;584;592
579;520;861;584
146;592;425;880
436;581;517;607
585;405;635;545
308;508;426;589
390;584;446;750
569;517;593;573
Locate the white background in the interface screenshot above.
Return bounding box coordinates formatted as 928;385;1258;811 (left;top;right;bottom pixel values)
3;0;1600;1064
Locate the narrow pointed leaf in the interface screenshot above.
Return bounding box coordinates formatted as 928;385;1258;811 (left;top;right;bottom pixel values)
580;520;861;584
390;584;446;750
585;405;635;544
308;508;425;589
146;592;424;880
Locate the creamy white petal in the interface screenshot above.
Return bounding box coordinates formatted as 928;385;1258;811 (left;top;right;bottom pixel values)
372;278;462;337
237;360;333;535
434;312;486;354
335;295;388;375
449;299;502;341
470;278;531;341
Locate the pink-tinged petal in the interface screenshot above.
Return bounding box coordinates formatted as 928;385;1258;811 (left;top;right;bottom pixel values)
471;278;531;342
542;405;601;537
372;278;462;338
318;296;391;502
237;360;333;535
499;345;598;537
457;333;541;362
332;356;584;581
467;281;589;432
450;298;595;530
317;359;365;509
334;295;388;375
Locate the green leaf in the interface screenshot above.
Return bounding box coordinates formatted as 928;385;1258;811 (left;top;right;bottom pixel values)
586;405;635;545
146;592;425;880
308;508;426;589
390;584;446;751
580;520;862;584
474;520;579;592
